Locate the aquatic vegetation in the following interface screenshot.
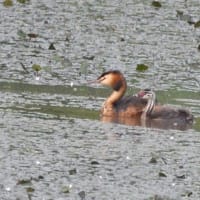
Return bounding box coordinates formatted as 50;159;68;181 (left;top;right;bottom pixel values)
27;33;38;39
17;0;30;3
32;64;42;80
32;64;41;72
3;0;13;7
151;1;162;8
17;30;38;40
136;64;149;71
49;43;56;50
68;168;77;175
194;20;200;28
17;29;27;40
159;171;167;177
20;62;29;74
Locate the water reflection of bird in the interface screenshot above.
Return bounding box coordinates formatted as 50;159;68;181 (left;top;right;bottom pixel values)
139;89;194;130
96;70;147;118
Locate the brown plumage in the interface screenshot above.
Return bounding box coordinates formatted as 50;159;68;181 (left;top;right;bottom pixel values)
97;70;147;117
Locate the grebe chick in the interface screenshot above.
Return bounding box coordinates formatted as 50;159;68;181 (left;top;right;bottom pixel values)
141;89;194;124
97;70;147;117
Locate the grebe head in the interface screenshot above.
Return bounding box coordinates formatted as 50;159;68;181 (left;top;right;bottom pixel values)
140;89;156;115
97;70;126;91
137;88;152;98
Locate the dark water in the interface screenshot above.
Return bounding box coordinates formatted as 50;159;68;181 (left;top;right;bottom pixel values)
0;0;200;199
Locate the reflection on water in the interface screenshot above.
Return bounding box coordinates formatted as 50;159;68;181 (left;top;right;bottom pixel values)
1;0;200;199
101;115;193;131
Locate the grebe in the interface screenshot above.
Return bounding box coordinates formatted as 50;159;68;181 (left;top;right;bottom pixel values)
97;70;147;117
140;89;194;129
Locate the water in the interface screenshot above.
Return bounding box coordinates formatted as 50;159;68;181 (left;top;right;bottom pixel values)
0;0;200;199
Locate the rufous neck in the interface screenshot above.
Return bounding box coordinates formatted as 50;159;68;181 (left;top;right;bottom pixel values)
106;81;126;105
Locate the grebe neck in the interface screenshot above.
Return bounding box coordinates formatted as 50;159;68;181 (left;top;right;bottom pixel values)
141;91;156;120
97;70;127;108
107;82;126;105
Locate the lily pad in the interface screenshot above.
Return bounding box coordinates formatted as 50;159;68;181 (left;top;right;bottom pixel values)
17;179;32;185
3;0;13;7
136;64;149;71
91;161;99;165
194;20;200;28
159;171;167;177
151;1;162;8
32;64;42;72
27;33;38;39
26;187;35;193
176;174;186;179
69;168;77;175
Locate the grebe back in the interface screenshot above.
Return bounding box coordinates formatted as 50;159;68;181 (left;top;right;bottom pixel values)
141;89;194;125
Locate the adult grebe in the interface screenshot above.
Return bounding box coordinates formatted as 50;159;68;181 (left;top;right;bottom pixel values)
140;89;194;129
97;70;147;117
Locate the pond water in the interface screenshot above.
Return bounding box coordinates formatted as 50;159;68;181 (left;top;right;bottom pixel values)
0;0;200;199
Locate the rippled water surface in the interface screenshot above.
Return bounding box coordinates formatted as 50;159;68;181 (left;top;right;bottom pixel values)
0;0;200;199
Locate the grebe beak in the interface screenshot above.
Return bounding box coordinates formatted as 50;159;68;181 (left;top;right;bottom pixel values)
136;90;146;98
87;80;98;84
87;78;103;85
87;76;106;84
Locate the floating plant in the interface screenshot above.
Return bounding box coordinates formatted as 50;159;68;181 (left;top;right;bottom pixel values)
17;30;27;40
91;160;99;165
158;171;167;177
20;62;29;74
48;43;56;50
32;64;42;80
194;20;200;28
32;64;41;72
136;64;149;71
27;33;38;39
17;0;30;3
17;178;32;185
149;157;157;164
151;1;162;8
69;168;77;175
26;187;35;193
3;0;13;7
82;55;95;60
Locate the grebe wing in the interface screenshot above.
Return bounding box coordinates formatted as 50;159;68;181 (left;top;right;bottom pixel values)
114;96;147;111
149;106;193;123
